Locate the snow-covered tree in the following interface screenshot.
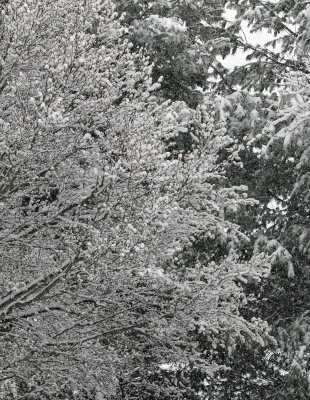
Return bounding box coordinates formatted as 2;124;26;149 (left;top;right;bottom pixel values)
110;0;310;397
115;0;239;106
206;1;310;396
258;50;310;395
225;0;310;91
0;0;271;398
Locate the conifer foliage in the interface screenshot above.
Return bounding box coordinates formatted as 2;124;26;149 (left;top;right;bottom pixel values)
115;0;237;105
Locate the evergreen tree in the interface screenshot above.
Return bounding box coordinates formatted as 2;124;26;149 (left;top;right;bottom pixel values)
211;1;310;396
115;0;240;106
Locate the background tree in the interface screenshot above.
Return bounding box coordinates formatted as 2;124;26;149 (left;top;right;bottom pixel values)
210;1;310;397
114;0;241;107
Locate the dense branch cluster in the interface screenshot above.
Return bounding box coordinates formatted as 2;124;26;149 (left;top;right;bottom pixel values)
0;1;272;398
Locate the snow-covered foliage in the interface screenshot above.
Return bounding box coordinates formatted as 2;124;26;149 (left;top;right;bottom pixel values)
217;2;310;394
0;0;271;398
115;0;239;106
265;62;310;260
257;53;310;392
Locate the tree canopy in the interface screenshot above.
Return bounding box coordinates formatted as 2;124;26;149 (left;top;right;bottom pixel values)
2;0;310;398
0;0;275;398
